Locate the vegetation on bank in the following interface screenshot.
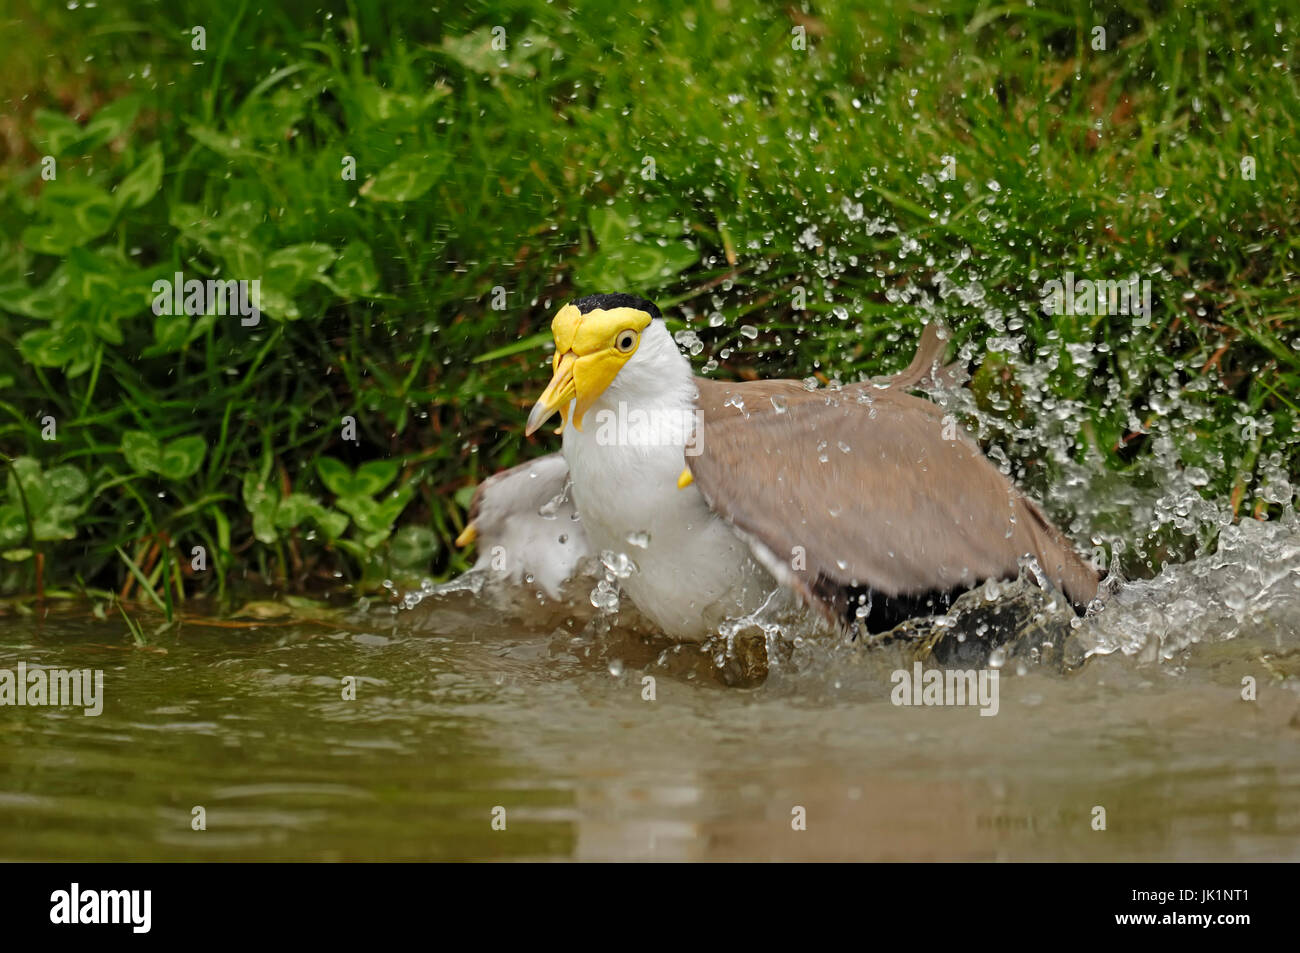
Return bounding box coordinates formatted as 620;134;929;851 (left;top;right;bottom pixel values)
0;0;1296;611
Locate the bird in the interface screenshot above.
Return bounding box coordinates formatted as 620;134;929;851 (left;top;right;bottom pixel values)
455;292;1100;641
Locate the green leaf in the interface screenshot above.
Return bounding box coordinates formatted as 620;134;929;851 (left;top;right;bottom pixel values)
89;302;125;345
82;96;141;148
18;327;71;366
242;471;280;545
589;205;631;247
188;124;268;160
586;199;694;287
241;471;268;508
328;241;379;297
0;506;27;548
390;525;437;568
315;457;352;497
354;460;399;496
274;492;316;530
255;285;299;321
4;457;42;495
266;243;337;293
281;497;350;540
20;221;83;256
158;436;206;480
122;431;162;473
252;504;278;544
114;143;163;209
335;495;375;526
18;323;96;371
351;81;449;124
217;234;264;276
575;239;698;292
2;458;87;543
121;432;204;480
23;179;118;255
0;265;68;319
361;154;443;202
66;248;141;310
151;311;192;353
374;488;412;524
337;486;411;539
44;464;88;504
312;507;349;540
316;458;399;499
32;109;85;153
32;504;82;542
35;180;116;244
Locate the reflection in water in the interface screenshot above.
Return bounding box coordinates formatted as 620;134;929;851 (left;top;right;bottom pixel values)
0;513;1297;861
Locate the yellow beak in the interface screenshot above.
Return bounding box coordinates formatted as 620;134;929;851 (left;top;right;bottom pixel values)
524;302;652;438
525;352;578;436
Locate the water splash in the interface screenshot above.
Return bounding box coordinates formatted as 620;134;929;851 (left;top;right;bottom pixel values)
1074;509;1300;664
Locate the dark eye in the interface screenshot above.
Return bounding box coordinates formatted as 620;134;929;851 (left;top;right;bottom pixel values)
615;329;638;353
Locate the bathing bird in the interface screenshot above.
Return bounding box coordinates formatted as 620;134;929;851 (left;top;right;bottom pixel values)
456;293;1099;640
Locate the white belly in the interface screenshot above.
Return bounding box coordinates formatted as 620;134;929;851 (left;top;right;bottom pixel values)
563;429;773;640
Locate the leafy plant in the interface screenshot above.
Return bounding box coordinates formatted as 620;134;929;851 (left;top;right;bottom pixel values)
0;457;90;561
0;0;1294;604
122;431;207;481
241;470;347;546
576;199;700;292
316;457;413;551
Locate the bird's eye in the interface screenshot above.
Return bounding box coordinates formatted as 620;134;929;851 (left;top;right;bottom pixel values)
615;329;639;353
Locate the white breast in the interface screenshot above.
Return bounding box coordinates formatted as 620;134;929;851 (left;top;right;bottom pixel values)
558;324;773;639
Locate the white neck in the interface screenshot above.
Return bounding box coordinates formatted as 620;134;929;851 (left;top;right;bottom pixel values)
556;319;772;639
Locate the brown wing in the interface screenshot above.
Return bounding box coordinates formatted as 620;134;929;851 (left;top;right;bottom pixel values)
688;368;1099;624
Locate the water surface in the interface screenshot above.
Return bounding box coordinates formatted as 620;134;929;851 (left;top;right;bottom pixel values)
3;516;1297;861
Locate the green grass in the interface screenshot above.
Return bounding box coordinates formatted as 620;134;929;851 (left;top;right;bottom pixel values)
0;0;1296;607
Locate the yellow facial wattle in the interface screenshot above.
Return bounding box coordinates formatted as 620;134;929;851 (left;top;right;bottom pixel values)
525;303;653;436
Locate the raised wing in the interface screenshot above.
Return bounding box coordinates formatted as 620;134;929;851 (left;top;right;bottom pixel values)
458;453;595;600
688;341;1098;628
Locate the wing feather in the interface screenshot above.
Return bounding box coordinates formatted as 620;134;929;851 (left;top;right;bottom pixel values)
688;367;1098;624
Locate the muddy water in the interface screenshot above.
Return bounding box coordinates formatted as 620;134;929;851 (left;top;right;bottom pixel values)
1;516;1298;861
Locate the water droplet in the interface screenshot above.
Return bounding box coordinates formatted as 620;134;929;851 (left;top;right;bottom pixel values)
589;580;620;612
600;550;639;579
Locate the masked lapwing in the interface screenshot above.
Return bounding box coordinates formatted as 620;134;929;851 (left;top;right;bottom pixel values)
456;293;1100;640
